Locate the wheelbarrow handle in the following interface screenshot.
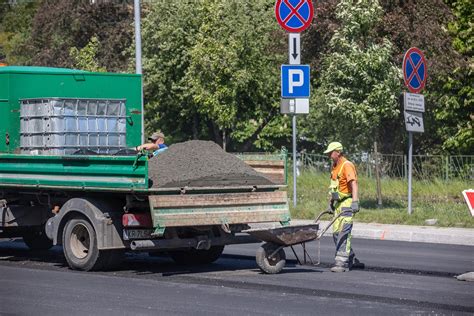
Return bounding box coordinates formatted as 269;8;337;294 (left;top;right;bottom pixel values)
314;209;332;223
314;208;354;240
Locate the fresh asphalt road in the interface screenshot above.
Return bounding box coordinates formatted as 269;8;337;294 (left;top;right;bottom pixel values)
0;237;472;315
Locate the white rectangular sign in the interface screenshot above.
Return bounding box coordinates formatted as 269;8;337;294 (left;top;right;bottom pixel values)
280;98;309;114
289;33;300;65
404;110;424;133
404;92;425;112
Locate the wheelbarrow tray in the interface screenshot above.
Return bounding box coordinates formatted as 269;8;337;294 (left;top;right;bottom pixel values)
245;224;319;246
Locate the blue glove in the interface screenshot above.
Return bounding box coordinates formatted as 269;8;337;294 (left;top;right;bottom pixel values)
351;201;360;213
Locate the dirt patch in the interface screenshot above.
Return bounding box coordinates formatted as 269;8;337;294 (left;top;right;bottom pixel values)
148;140;273;188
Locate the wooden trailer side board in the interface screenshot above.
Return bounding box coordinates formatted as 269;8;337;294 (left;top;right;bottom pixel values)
244;160;286;185
149;190;290;230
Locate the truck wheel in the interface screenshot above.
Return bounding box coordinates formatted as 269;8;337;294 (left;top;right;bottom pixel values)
256;242;286;274
62;218;109;271
23;229;53;251
169;245;224;265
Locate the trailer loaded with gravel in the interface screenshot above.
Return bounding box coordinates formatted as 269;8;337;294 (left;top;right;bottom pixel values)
0;66;291;271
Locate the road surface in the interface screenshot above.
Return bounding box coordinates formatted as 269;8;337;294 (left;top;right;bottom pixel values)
0;237;472;315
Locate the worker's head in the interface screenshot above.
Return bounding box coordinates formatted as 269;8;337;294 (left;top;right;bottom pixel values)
148;131;165;145
323;142;343;162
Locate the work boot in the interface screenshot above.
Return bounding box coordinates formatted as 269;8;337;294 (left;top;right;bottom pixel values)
331;256;348;273
330;265;347;273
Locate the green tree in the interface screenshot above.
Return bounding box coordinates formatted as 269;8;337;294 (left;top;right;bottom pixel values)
23;0;133;72
142;0;288;151
301;0;401;153
141;1;205;144
377;0;467;154
70;36;107;72
0;1;38;65
436;0;473;154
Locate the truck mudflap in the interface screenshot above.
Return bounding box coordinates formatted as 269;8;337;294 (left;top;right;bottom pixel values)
148;190;290;236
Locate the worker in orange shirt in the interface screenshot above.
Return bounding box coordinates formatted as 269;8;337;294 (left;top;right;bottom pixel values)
324;142;362;272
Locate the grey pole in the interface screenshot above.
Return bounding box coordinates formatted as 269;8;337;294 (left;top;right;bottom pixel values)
292;114;297;207
134;0;144;143
408;132;413;214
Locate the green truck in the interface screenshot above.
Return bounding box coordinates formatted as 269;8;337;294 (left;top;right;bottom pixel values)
0;66;290;271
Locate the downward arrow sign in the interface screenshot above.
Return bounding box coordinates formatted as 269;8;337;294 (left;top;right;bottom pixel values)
292;37;298;60
289;33;300;64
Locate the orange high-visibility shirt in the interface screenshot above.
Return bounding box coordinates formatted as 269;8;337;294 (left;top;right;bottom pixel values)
330;157;357;194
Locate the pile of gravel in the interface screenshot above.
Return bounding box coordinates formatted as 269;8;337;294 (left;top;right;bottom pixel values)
148;140;273;188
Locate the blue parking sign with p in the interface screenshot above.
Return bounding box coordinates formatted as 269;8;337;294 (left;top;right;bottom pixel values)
281;65;310;98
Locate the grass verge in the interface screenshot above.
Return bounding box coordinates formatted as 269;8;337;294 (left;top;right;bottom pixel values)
288;170;474;228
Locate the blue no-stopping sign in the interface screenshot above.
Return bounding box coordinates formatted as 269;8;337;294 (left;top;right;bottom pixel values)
275;0;314;33
403;47;427;93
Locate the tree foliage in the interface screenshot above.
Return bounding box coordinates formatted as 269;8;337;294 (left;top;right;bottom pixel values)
0;0;471;154
376;0;464;154
0;0;38;65
69;36;107;72
301;0;401;153
0;0;133;72
436;0;473;154
142;0;288;150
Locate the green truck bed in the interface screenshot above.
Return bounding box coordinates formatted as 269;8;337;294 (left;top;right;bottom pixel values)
0;153;291;232
0;154;148;192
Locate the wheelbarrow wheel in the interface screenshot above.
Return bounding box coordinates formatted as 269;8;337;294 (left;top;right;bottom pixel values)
256;242;286;274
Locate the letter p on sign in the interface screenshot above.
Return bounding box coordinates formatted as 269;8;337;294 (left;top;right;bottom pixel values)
288;69;304;93
281;65;310;98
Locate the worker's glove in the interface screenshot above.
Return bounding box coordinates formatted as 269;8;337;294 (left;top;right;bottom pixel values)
327;201;335;214
350;201;360;213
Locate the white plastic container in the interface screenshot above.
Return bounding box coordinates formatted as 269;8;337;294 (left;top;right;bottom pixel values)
20;98;127;155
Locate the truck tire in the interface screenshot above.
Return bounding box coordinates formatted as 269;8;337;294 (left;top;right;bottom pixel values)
256;242;286;274
62;217;110;271
23;229;53;251
169;245;224;265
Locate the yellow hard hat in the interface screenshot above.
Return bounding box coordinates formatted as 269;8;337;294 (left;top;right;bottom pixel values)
323;142;343;154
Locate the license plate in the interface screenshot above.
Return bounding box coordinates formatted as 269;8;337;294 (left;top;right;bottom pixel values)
123;229;154;240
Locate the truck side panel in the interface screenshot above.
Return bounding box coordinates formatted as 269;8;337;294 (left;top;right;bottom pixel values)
149;190;290;231
0;67;142;153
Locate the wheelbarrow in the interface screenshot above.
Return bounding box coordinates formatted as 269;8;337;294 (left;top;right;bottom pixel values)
245;209;353;274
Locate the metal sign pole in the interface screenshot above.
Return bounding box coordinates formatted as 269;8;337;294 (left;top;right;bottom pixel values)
134;0;144;143
408;131;413;214
292;114;297;207
275;2;314;208
402;48;427;216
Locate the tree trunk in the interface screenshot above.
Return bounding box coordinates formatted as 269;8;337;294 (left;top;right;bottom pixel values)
222;129;226;151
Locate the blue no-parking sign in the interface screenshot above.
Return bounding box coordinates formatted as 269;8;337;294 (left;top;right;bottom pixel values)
281;65;310;98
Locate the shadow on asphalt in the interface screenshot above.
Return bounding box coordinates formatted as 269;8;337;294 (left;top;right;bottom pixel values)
0;240;321;277
0;240;68;269
0;240;457;278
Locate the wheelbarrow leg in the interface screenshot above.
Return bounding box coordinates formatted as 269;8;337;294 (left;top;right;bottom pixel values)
289;245;302;265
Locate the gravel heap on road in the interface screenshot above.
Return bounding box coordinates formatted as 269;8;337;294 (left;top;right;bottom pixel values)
148;140;273;188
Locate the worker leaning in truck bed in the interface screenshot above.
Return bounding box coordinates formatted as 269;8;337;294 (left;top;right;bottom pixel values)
136;131;168;156
324;141;363;273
